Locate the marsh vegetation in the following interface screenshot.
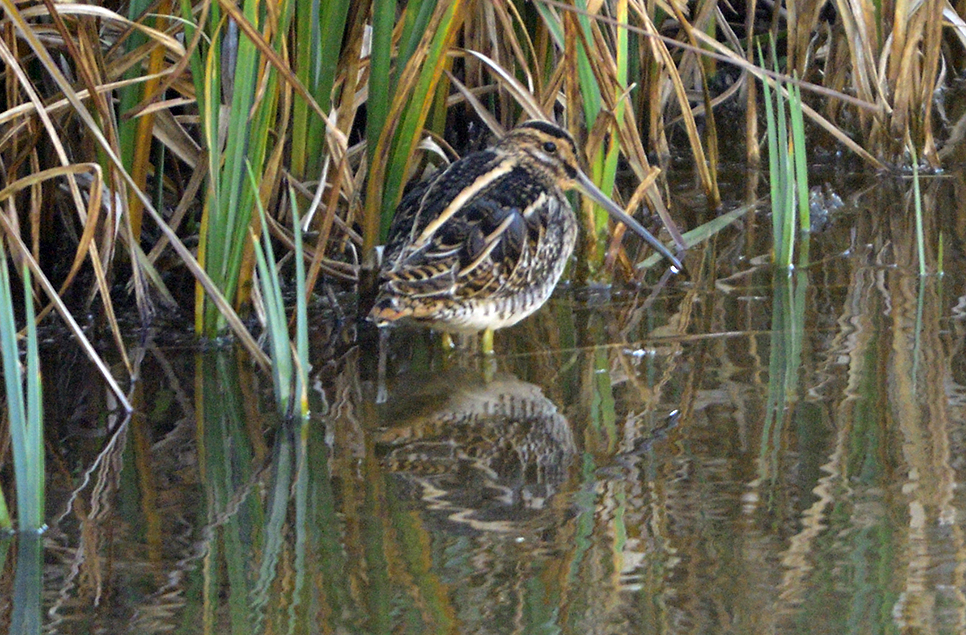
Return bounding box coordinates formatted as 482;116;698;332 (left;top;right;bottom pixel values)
2;0;966;631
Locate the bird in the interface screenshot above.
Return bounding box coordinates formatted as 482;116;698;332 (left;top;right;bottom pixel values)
369;120;683;349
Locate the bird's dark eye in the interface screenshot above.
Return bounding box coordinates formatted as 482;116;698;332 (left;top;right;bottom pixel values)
543;141;557;153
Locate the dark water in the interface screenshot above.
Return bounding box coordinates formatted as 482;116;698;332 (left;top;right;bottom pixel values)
4;170;966;634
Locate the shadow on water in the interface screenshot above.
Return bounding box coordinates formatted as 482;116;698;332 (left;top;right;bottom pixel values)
6;167;966;633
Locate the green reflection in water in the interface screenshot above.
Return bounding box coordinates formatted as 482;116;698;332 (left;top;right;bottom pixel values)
27;176;966;633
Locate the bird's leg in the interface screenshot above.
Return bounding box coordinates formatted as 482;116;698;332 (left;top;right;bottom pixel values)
441;332;456;350
481;353;496;382
481;328;494;355
376;328;389;404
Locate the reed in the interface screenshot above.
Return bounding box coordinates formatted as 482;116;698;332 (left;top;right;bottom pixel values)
250;179;310;419
0;242;44;532
189;0;292;336
910;146;926;277
761;45;810;269
363;0;469;258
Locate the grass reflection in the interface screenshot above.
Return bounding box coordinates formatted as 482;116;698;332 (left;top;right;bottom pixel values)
10;534;43;635
22;172;966;633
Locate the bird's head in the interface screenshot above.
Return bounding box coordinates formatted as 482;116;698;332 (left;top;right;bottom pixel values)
497;120;582;188
498;120;684;272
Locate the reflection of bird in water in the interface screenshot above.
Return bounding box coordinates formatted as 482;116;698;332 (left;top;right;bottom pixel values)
376;369;575;533
369;121;682;351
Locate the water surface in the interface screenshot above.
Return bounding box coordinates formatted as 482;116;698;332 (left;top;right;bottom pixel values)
4;170;966;634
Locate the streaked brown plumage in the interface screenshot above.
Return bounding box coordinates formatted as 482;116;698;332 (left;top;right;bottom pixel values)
369;120;682;335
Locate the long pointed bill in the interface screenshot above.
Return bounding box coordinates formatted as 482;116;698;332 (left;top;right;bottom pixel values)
575;171;684;273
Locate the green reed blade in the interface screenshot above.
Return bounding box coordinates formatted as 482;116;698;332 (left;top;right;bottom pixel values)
118;0;152;182
532;2;564;47
250;168;293;414
367;0;395;187
759;47;781;262
789;81;809;233
636;201;754;268
776;70;794;267
574;1;603;127
911;145;926;277
217;35;261;281
22;265;43;532
380;0;467;240
316;0;350;114
199;0;286;335
595;0;630;256
396;0;439;89
178;0;210;116
290;188;310;419
292;0;349;178
0;248;25;529
0;244;44;532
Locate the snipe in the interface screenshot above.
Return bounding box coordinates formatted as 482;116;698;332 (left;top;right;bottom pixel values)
369;120;683;344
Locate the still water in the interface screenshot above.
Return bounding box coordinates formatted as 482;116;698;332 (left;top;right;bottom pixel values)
4;171;966;634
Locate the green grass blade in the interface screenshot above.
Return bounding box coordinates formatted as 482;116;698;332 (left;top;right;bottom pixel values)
0;245;44;532
380;0;467;240
290;188;310;419
367;0;396;185
911;145;926;276
789;81;809;233
759;47;781;263
22;266;43;532
250;170;293;414
636;200;755;268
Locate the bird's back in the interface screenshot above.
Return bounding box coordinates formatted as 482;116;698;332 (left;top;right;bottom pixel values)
372;146;578;332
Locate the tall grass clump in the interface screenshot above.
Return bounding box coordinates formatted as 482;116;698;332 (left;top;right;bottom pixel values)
362;1;469;264
0;246;44;533
184;0;294;336
250;179;310;420
784;0;952;165
761;45;810;269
